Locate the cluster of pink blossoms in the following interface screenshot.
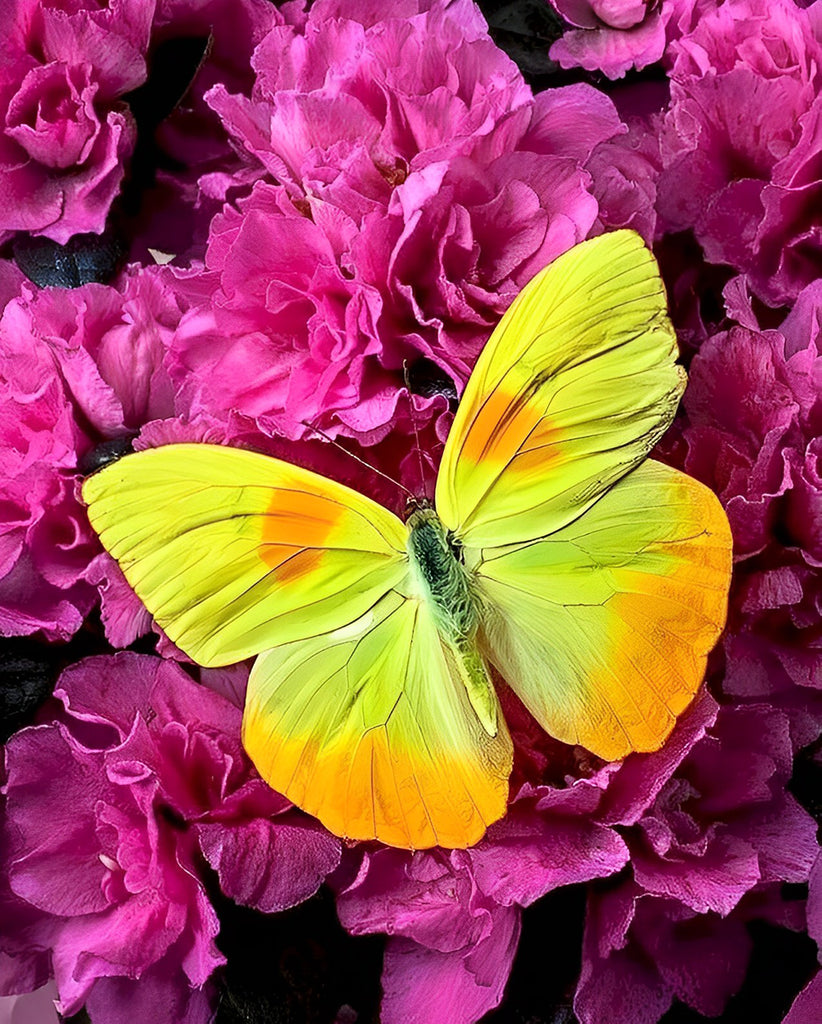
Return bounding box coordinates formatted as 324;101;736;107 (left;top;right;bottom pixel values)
0;1;820;1023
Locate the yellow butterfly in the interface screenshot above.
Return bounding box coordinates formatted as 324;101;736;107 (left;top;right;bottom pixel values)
82;230;732;850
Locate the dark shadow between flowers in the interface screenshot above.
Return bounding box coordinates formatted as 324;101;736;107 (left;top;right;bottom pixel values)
659;915;817;1024
209;883;383;1024
0;629;113;743
482;884;586;1024
476;0;569;88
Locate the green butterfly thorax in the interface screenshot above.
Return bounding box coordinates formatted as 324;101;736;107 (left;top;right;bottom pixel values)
406;508;475;639
406;507;498;737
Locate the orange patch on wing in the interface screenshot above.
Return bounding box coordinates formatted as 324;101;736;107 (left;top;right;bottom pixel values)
461;386;545;466
242;709;509;850
274;548;325;585
508;432;566;481
259;488;341;569
576;543;730;761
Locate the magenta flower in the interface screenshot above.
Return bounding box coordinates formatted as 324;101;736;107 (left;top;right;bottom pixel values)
576;883;753;1024
587;113;662;242
171;0;623;451
336;789;626;1024
3;653;340;1022
0;871;55;999
124;0;282;265
546;0;709;80
337;847;521;1024
204;0;533;210
680;281;822;718
0;0;153;243
658;0;822;306
575;700;818;1023
548;0;669;79
0;269;186;641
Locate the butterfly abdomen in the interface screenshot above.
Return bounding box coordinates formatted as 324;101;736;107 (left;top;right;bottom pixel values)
406;509;498;736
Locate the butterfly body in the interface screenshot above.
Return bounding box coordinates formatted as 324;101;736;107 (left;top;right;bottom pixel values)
406;507;499;737
82;231;733;850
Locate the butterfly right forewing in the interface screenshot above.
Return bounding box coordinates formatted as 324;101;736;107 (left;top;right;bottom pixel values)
435;230;685;550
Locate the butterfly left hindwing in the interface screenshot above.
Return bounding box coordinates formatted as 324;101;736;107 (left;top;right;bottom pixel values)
243;590;512;849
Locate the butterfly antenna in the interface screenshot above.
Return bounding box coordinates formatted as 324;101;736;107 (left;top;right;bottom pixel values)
300;421;416;501
403;360;430;502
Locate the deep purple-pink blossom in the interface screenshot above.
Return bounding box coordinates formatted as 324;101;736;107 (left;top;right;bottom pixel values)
0;0;150;242
658;0;822;305
3;653;340;1021
575;699;818;1023
0;269;186;641
679;282;822;712
173;0;624;454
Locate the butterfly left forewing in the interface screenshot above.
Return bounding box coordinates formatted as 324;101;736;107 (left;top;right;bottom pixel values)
473;460;731;760
243;588;513;849
82;443;409;665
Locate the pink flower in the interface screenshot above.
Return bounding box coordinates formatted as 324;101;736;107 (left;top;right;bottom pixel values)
679;282;822;717
614;704;817;912
658;0;822;306
334;691;789;1024
204;0;531;211
0;269;185;640
0;872;55;999
549;0;668;79
546;0;708;80
784;972;822;1024
575;701;818;1023
0;0;279;252
171;0;622;455
587;112;662;242
576;882;753;1024
337;848;521;1024
3;653;340;1022
0;0;153;243
169;184;393;443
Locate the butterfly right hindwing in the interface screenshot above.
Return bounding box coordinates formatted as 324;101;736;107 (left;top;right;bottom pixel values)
473;460;731;760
